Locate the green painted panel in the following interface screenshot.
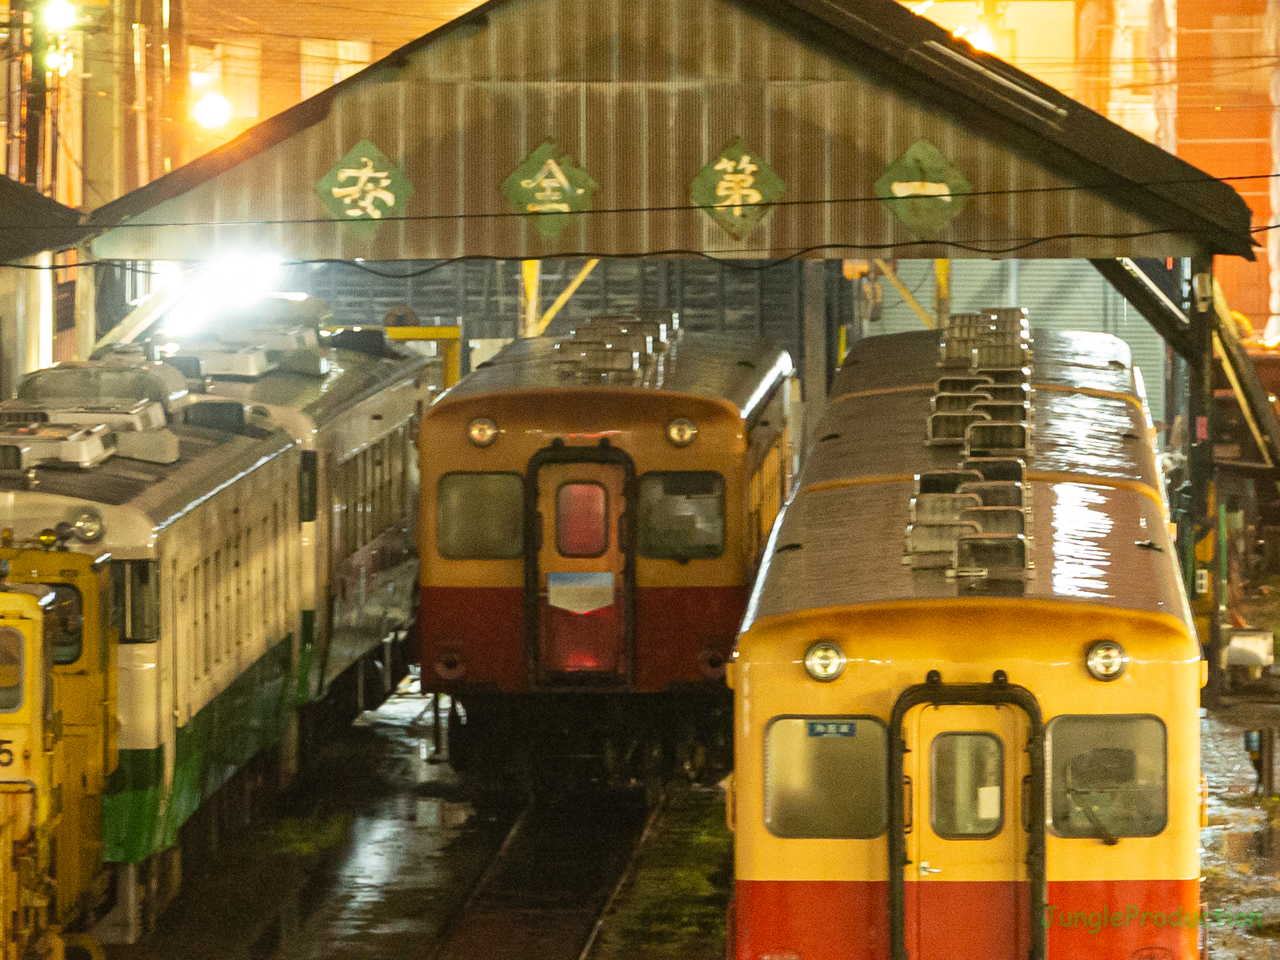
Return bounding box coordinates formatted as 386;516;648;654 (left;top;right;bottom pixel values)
103;635;295;863
102;747;164;863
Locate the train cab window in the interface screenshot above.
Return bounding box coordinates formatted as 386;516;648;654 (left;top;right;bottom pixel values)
1047;715;1167;839
637;472;725;560
437;472;524;559
557;483;607;557
931;733;1003;838
43;584;83;665
110;560;160;643
764;716;886;838
0;627;22;712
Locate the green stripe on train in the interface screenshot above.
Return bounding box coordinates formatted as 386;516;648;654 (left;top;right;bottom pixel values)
103;635;294;863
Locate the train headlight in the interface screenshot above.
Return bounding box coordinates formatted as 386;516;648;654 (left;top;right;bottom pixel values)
467;418;498;447
803;641;846;682
1085;640;1128;681
70;506;105;543
666;418;697;447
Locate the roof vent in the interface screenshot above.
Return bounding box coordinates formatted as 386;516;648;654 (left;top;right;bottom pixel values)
912;492;982;524
966;422;1031;457
963;456;1025;482
931;391;992;413
983;383;1031;403
957;481;1024;508
927;410;989;445
917;470;983;494
970;401;1029;423
960;506;1025;535
936;375;994;393
954;533;1031;579
906;521;981;569
553;340;642;379
0;423;115;470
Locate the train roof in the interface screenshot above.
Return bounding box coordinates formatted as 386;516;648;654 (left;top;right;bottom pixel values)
204;344;439;428
0;422;293;526
742;323;1192;629
436;329;792;420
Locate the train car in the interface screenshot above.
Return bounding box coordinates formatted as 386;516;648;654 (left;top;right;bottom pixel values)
418;314;793;780
728;313;1203;960
158;295;441;723
0;367;301;943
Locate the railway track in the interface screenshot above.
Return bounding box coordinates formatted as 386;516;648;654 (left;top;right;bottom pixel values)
427;790;654;960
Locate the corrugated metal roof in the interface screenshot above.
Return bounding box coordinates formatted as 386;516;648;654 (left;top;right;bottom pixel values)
86;0;1252;263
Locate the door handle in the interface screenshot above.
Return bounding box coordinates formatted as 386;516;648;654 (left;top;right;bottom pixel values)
918;861;942;876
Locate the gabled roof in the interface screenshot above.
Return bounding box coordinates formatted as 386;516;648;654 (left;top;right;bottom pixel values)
88;0;1253;260
0;176;88;262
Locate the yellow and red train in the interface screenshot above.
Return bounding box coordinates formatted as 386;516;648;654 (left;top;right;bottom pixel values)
728;314;1203;960
417;314;792;779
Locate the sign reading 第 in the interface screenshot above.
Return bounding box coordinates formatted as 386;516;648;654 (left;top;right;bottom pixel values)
691;138;785;240
874;139;972;238
807;721;857;738
315;140;414;239
502;140;598;239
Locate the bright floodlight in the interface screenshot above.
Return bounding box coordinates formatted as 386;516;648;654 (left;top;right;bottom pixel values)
45;0;76;31
160;256;284;339
193;92;232;130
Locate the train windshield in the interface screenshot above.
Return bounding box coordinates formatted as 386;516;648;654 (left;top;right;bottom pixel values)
0;627;22;712
1047;715;1167;839
44;584;83;665
437;472;524;559
637;472;725;560
764;716;886;838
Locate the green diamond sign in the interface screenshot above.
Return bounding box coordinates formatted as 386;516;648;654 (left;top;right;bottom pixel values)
692;138;784;240
875;140;972;238
316;140;413;239
502;140;598;239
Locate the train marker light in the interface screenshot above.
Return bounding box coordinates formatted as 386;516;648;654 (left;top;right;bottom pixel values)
467;418;498;447
666;418;697;447
1085;640;1128;681
70;506;105;543
803;641;846;682
37;528;58;550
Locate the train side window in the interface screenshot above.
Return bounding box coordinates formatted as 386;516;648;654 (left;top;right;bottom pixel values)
556;483;607;557
931;732;1003;839
1046;715;1167;839
0;627;23;712
764;716;886;839
637;472;726;560
110;561;160;643
44;584;83;665
437;472;524;559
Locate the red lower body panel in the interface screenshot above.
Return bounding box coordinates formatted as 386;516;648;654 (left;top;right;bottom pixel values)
733;878;1201;960
633;585;748;689
420;584;748;692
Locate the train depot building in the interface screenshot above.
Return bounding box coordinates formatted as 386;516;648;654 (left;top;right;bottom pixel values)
2;0;1272;956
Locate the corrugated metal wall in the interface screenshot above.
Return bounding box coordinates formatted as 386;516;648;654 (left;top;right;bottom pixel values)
281;257;857;369
862;258;1168;424
92;0;1196;263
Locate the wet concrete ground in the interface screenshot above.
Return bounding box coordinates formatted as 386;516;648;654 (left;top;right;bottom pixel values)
1202;713;1280;959
107;679;517;960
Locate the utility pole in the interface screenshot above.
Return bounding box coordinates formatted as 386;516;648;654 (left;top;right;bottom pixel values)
24;2;47;190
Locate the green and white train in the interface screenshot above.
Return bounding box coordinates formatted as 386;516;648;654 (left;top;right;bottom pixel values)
0;299;438;942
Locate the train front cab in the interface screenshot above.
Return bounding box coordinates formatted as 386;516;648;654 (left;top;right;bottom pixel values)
728;600;1201;960
420;383;788;768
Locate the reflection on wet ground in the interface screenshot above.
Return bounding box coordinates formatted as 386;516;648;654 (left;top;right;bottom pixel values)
1202;714;1280;959
107;678;516;960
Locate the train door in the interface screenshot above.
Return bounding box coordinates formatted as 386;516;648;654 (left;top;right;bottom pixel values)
904;703;1031;960
529;458;633;684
